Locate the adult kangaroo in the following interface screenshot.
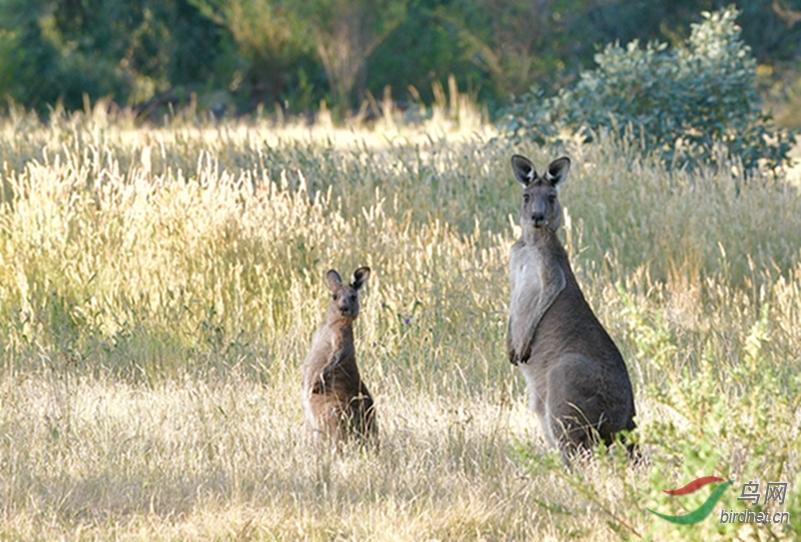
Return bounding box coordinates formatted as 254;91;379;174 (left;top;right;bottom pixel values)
506;154;636;463
302;267;378;446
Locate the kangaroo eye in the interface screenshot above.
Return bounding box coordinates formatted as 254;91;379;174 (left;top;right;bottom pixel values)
523;194;530;203
548;195;556;203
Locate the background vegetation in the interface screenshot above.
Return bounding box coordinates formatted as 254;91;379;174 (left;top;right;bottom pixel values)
3;0;801;121
503;8;796;172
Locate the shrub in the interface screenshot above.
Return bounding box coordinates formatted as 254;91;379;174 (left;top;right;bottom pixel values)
502;7;796;172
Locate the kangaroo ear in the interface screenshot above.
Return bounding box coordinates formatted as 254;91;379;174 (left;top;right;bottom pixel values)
326;269;342;292
511;155;537;186
351;266;371;291
544;157;570;187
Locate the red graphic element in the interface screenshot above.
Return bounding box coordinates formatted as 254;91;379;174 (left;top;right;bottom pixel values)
663;476;726;495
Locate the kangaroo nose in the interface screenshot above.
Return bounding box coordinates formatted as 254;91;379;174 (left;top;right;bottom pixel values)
531;212;545;224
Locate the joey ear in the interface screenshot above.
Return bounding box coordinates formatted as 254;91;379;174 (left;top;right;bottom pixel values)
326;269;342;292
511;155;537;186
351;266;371;291
544;157;570;187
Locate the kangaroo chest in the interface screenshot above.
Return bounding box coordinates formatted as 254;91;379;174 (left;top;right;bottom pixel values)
509;243;546;324
508;236;568;360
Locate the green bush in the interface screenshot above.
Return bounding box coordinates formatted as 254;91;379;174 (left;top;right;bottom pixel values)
502;7;796;172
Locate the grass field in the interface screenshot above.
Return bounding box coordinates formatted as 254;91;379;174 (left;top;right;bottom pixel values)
0;104;799;540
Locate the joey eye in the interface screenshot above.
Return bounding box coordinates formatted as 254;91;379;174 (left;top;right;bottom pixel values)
332;293;339;300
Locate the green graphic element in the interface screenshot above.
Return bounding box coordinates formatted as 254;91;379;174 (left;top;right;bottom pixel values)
647;480;734;525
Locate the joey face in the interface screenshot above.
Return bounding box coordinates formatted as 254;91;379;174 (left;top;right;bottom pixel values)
326;267;371;320
511;155;570;234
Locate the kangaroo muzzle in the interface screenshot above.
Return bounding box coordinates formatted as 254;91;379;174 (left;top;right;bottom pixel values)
531;212;547;228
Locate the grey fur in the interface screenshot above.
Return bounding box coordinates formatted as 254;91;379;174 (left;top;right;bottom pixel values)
506;155;636;463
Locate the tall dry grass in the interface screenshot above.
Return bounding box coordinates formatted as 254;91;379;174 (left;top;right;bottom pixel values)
0;106;799;540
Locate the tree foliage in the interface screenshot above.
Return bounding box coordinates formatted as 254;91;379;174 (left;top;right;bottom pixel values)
430;0;602;101
295;0;408;111
2;0;801;123
188;0;311;107
0;0;222;112
503;7;796;172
